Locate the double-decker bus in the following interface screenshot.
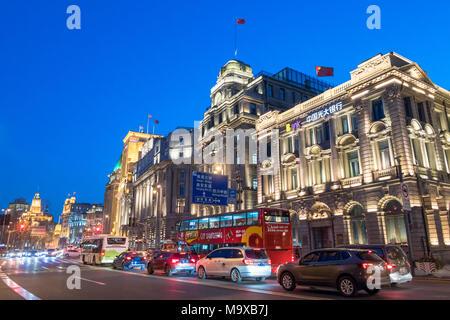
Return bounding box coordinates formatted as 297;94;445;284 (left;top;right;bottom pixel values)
177;208;292;272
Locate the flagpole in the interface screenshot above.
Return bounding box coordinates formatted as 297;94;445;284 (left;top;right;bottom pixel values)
234;18;237;57
146;116;149;134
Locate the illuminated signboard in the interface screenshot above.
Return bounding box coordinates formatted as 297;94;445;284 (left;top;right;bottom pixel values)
285;101;343;132
306;101;343;123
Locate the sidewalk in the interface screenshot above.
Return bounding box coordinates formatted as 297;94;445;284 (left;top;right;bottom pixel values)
413;266;450;281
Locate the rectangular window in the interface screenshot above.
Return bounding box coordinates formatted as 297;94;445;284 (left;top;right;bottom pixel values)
347;151;360;177
249;103;257;115
252;177;258;190
198;218;209;230
291;168;298;189
247;211;259;226
372;99;385;121
323;121;330;141
411;138;424;166
267;84;273;97
292;92;296;103
279;88;285;101
378;140;391;169
179;184;185;197
220;215;233;228
404;97;413;118
417;102;426;122
425;142;436;169
209;217;220;229
341;116;349;134
351;114;358;134
315;126;323;145
218;113;223;123
234;104;239;115
233;213;246;226
188;219;198;231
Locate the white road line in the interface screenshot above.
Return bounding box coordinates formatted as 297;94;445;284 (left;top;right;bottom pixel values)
0;267;41;300
76;277;106;286
57;258;330;300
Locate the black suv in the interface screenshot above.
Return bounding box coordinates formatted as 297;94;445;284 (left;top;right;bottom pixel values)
277;248;390;297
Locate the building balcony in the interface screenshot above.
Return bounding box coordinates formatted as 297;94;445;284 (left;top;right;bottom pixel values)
312;183;326;194
341;175;363;188
373;166;398;181
262;195;274;203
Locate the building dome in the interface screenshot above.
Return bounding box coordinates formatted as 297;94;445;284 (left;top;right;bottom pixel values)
219;60;253;78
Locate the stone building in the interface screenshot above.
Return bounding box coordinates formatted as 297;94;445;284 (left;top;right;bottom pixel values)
256;52;450;262
131;127;195;249
196;59;332;216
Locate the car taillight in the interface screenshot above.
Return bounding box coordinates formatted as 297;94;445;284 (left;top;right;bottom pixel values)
386;264;396;270
291;256;295;262
408;263;411;268
171;258;180;264
190;258;196;263
361;263;373;269
243;259;254;265
143;256;147;260
100;250;105;257
268;259;272;265
126;256;132;261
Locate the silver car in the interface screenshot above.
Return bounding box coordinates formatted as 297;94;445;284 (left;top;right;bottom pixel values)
196;247;272;282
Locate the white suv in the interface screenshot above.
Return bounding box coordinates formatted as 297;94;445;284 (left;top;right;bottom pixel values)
196;247;272;282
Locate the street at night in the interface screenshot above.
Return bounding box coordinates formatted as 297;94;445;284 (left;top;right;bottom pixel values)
1;256;449;301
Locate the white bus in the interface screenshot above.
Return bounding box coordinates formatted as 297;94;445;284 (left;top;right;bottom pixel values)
80;235;128;265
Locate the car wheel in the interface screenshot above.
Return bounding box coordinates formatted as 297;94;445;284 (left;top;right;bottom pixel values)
280;272;296;291
364;288;380;296
147;265;154;275
338;276;357;297
230;268;242;283
112;263;117;269
198;266;206;279
165;265;172;276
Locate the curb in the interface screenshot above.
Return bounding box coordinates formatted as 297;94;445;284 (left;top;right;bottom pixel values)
413;276;450;281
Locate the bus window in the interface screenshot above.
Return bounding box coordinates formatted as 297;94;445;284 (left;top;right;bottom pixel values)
247;211;258;225
180;220;190;232
106;237;126;245
233;213;246;226
188;219;198;231
264;210;290;223
198;218;209;229
220;215;233;228
209;217;220;228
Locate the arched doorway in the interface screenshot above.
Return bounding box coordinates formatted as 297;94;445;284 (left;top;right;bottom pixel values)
309;202;333;249
345;203;368;244
382;199;407;244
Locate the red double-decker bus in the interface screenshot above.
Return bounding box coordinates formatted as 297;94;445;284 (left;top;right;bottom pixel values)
177;208;293;272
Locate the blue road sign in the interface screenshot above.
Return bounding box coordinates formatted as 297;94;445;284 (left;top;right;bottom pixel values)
192;171;228;206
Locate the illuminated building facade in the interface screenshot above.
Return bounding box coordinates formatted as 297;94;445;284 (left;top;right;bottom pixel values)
60;195;94;245
84;204;104;237
114;131;163;236
131;127;195;249
256;52;450;262
195;60;332;217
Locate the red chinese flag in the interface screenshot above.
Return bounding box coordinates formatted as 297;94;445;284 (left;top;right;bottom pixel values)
315;66;334;77
154;120;159;124
237;19;246;24
148;114;152;118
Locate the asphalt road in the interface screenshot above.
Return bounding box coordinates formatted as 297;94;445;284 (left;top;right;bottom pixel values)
0;256;449;300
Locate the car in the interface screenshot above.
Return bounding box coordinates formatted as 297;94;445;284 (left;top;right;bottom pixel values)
147;249;196;276
64;247;81;258
277;248;391;297
339;244;412;286
196;247;272;283
112;251;147;270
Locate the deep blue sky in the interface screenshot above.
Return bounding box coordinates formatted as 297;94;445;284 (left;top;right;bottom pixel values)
0;0;449;221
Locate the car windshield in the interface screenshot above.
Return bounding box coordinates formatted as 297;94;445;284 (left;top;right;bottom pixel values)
107;237;126;245
245;249;268;259
386;246;408;265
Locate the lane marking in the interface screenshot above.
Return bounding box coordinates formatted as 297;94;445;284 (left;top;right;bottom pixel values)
57;258;330;300
0;267;41;300
76;277;106;286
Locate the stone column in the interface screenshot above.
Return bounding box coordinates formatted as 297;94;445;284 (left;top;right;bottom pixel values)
382;85;415;176
355;100;374;184
329;117;340;183
297;128;307;190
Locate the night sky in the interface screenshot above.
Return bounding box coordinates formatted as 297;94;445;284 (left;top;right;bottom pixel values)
1;0;449;221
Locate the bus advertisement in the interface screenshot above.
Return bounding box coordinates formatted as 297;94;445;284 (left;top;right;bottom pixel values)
177;208;292;272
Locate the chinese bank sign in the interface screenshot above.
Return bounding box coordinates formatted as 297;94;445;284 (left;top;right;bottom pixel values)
286;101;343;132
192;171;230;206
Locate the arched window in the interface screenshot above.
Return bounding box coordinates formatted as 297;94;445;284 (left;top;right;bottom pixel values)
348;204;368;244
384;200;407;244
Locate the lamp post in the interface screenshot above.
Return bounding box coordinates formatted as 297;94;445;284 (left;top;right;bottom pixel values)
394;156;415;271
1;209;9;245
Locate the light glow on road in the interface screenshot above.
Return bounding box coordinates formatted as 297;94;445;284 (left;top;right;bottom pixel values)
0;267;41;300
